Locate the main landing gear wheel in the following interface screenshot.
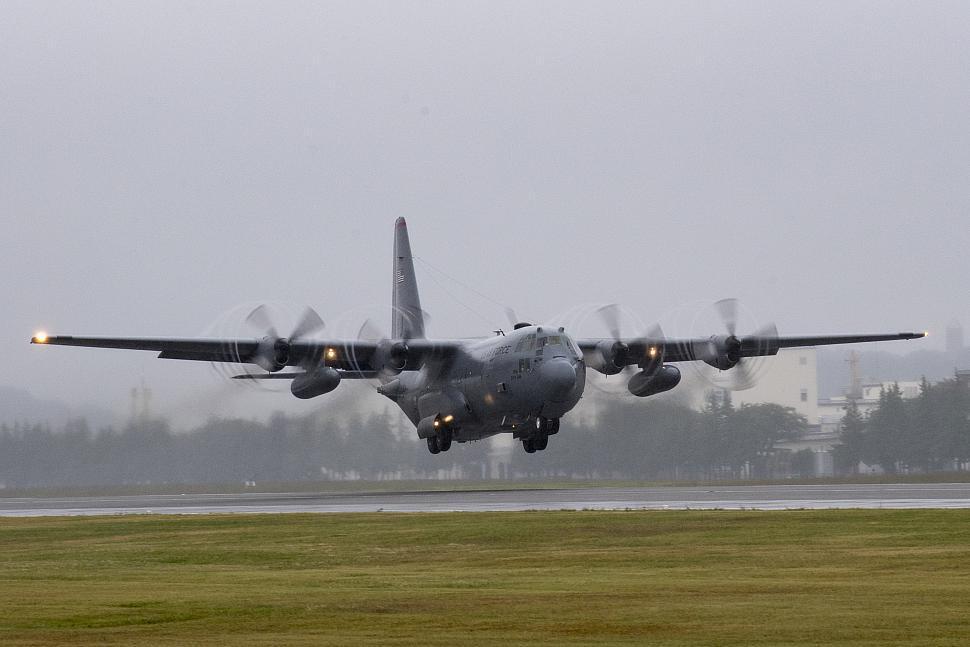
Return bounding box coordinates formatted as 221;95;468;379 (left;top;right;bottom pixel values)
523;418;550;453
426;430;453;454
438;430;453;452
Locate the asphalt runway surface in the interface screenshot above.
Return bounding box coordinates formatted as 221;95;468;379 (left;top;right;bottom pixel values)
3;483;970;516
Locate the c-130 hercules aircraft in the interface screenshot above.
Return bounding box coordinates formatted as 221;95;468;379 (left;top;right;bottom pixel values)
33;218;925;454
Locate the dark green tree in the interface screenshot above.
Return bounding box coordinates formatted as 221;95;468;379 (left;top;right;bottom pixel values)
834;399;867;474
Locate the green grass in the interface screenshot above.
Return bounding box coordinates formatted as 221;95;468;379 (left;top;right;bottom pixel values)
1;511;969;645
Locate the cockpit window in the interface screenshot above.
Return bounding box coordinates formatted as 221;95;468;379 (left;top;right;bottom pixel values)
514;334;536;353
545;335;562;346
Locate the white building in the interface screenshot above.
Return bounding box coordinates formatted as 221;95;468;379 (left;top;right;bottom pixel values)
688;349;925;477
818;381;922;435
684;348;819;422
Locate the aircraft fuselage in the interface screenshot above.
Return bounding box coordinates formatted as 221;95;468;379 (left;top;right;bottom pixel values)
386;324;585;442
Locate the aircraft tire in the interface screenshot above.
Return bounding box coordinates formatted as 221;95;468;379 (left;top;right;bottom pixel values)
438;431;452;452
522;438;537;453
427;436;441;455
534;434;548;451
549;418;560;434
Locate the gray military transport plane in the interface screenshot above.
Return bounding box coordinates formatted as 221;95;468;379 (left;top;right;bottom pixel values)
32;218;925;454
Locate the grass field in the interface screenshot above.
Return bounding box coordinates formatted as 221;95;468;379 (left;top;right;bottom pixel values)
1;511;969;645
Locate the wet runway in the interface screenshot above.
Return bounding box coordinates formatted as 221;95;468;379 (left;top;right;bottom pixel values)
3;483;970;516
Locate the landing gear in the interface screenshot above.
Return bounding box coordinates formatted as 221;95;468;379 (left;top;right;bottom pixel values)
426;429;453;454
521;417;558;453
438;430;452;452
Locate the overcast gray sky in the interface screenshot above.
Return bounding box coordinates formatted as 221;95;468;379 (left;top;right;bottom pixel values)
2;1;968;424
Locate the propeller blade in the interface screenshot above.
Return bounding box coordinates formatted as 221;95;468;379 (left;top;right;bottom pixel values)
596;303;623;341
245;304;278;339
290;307;325;341
729;359;757;391
357;318;385;343
504;307;519;329
714;298;739;336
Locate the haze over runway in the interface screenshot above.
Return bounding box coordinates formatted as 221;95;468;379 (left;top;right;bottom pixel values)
4;483;970;516
2;2;968;428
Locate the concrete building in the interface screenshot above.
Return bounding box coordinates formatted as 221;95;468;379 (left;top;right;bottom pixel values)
698;349;926;477
818;381;922;435
947;321;965;355
684;348;819;419
731;348;820;423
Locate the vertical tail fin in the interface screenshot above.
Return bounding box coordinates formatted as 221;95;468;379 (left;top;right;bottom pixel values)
392;217;425;339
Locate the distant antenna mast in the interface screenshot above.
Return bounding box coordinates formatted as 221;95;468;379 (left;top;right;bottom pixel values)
140;380;152;420
846;351;862;401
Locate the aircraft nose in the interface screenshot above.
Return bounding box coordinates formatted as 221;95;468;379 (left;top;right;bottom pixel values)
541;358;577;401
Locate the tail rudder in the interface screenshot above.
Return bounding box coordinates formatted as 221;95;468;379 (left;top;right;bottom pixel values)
392;217;425;339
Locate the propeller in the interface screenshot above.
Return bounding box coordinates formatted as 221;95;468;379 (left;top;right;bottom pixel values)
696;298;778;391
246;304;325;373
200;302;327;389
591;303;666;395
206;303;326;389
352;317;409;389
714;298;739;336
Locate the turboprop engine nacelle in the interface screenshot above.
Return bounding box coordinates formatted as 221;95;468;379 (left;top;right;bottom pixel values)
290;366;341;399
416;412;457;439
589;340;628;375
627;365;681;398
694;335;742;371
373;341;409;375
254;336;290;372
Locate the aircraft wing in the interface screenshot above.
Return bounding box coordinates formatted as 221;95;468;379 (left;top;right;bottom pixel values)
577;331;926;367
30;334;460;373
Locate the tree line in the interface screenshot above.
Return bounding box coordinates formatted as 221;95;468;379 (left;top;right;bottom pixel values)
1;378;967;488
0;393;812;488
835;376;970;474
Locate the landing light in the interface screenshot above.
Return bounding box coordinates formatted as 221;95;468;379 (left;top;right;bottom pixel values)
647;346;658;358
443;415;454;424
326;347;337;360
33;331;48;344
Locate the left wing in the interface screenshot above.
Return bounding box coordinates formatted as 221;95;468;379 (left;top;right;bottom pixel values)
578;331;925;371
30;334;460;374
